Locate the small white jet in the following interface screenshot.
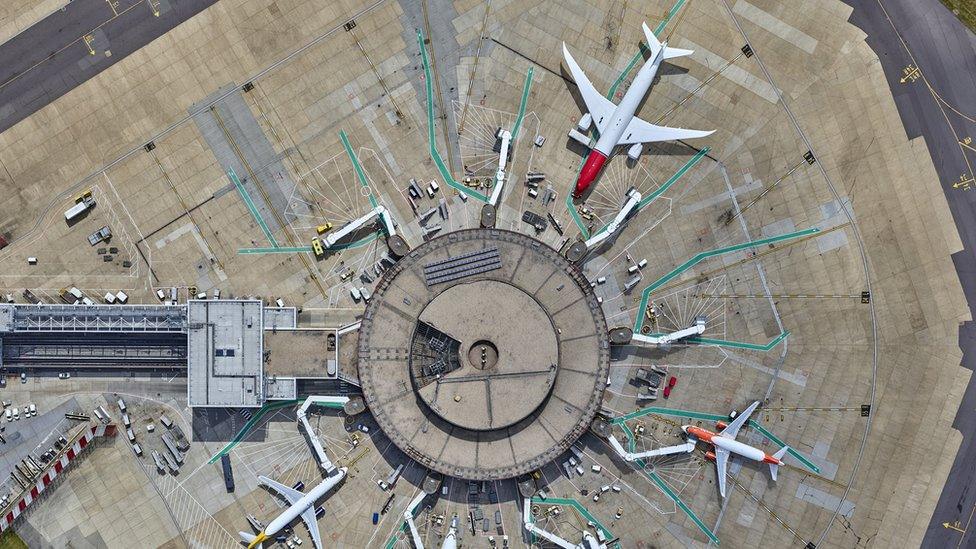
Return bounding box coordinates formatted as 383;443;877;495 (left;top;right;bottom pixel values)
240;468;346;549
563;22;714;199
683;401;790;498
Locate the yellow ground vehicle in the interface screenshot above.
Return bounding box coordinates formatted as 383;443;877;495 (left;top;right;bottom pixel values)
316;223;334;235
311;237;324;257
74;188;93;203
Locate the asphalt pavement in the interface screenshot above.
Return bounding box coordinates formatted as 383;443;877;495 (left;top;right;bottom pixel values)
841;1;976;546
0;0;217;135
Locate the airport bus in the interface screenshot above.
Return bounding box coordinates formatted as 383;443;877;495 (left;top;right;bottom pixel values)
221;455;234;492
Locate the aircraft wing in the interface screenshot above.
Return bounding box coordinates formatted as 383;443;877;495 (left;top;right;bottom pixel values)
715;447;730;498
562;43;616;133
619;116;714;145
301;506;324;549
259;475;304;505
719;401;760;440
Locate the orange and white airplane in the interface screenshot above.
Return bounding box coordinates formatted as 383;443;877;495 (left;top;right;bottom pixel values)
682;401;790;498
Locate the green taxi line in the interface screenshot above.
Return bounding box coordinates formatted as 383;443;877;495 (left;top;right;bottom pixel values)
208;399;300;464
229;167;278;247
606;0;689;99
617;422;720;544
633;228;821;333
641;330;790;352
612;407;820;473
530;496;618;547
339;129;378;209
510;67;535;140
565;0;695;238
587;147;711;239
417;31;489;203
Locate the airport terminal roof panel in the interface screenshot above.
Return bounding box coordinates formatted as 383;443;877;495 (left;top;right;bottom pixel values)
3;303;186;333
358;229;610;480
264;329;336;378
187;300;263;408
0;305;13;333
263;307;297;330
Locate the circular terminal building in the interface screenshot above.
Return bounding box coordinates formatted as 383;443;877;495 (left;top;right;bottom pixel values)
357;229;610;480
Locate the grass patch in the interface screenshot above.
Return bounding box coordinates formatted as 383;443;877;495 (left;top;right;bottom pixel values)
938;0;976;32
0;529;29;549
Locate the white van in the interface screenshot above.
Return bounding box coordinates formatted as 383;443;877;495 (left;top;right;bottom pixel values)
4;409;10;422
28;403;36;417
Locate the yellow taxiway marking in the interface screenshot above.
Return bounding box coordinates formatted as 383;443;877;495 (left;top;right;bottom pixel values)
83;34;96;55
944;521;965;533
899;64;920;83
146;0;161;17
960;137;976;154
952;173;975;190
105;0;119;16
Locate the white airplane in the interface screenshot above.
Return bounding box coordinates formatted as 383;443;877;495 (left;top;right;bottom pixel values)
441;515;459;549
240;468;347;549
683;401;790;498
563;22;714;199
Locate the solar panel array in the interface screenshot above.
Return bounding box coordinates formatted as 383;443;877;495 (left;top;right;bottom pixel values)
423;247;501;286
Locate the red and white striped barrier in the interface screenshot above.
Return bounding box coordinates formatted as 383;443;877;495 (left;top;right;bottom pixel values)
0;423;117;533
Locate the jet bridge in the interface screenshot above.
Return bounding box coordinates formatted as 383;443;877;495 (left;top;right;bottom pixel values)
296;395;349;474
609;317;706;348
522;498;606;549
480;128;513;228
566;187;642;262
324;205;410;257
607;434;694;461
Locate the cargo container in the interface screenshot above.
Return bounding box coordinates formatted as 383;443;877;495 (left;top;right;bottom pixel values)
64;194;95;222
161;433;184;464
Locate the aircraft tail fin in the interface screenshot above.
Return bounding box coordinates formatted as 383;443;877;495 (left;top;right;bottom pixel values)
239;532;264;549
641;21;693;60
769;446;790;481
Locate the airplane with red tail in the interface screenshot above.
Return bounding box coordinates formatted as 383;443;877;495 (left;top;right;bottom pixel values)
563;22;714;199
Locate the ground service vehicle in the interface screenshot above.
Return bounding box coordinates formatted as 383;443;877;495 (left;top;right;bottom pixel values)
311;237;324;257
221;454;235;492
64;192;96;222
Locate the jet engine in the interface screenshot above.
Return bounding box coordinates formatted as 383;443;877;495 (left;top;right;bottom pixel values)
577;113;592;132
704;451;716;462
627;143;643;161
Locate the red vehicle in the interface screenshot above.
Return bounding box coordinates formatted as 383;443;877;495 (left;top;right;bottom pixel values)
668;376;677;388
663;386;671;398
0;236;7;249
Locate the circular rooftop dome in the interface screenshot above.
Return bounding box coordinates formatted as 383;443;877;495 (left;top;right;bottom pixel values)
357;229;609;480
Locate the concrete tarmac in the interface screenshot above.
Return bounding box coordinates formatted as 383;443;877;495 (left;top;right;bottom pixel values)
842;1;976;547
0;0;216;135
